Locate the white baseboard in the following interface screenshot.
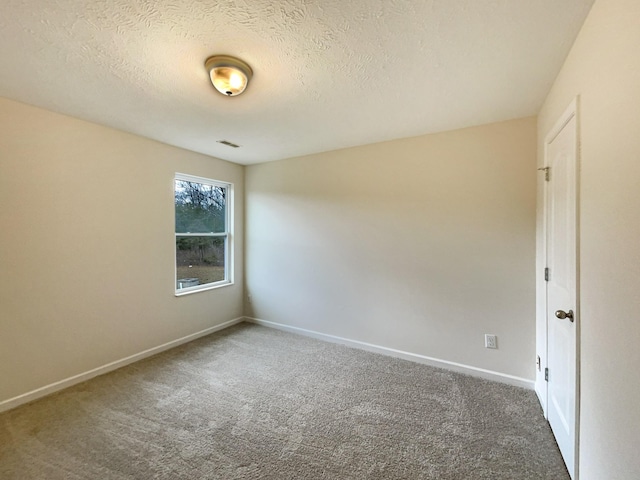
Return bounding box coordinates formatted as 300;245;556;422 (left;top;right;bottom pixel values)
245;317;534;390
0;317;244;413
1;316;534;414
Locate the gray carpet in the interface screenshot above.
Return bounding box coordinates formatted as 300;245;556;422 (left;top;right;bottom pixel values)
0;323;569;479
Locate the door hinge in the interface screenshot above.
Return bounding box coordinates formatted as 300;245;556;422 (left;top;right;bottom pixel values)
545;368;549;382
544;268;549;282
538;166;550;181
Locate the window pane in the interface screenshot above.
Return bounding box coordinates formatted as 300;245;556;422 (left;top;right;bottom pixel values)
175;180;226;233
176;236;226;289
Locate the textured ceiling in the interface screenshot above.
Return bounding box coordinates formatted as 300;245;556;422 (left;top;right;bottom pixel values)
0;0;594;165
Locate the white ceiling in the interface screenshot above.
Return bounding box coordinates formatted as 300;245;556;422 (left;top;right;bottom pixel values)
0;0;594;165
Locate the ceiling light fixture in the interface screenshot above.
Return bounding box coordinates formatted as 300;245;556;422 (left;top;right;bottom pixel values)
205;55;253;97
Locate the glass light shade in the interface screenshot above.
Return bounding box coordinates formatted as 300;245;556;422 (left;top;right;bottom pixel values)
205;55;253;97
210;67;248;96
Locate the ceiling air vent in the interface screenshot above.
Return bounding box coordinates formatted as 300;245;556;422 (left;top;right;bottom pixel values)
217;140;240;148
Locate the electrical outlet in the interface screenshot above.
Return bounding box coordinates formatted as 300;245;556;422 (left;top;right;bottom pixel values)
485;334;497;349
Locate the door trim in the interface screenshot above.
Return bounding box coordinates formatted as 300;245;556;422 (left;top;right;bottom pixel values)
540;96;581;479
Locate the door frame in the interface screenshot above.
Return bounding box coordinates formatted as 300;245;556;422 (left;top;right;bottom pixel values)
539;97;581;478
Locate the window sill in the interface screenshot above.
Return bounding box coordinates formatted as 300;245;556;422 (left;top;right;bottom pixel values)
175;281;234;297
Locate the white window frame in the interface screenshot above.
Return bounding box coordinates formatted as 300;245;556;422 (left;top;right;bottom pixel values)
174;173;233;296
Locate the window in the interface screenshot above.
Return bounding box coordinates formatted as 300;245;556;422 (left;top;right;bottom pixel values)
174;173;232;294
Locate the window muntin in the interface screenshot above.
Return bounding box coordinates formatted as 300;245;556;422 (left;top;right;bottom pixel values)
175;174;232;294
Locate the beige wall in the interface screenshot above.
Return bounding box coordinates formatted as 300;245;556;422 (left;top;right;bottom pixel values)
537;0;640;477
0;98;244;404
246;117;537;380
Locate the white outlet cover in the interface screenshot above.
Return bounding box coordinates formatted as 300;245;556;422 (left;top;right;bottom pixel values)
485;334;498;349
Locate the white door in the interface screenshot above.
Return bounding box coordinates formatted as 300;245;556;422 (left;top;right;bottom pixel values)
544;101;579;479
